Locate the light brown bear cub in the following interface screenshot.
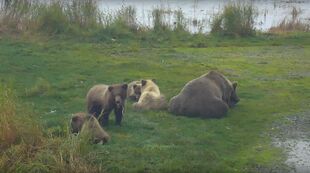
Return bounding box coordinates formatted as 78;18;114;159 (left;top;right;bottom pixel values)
81;115;110;144
133;79;167;110
86;83;128;126
127;80;142;101
168;71;240;118
70;112;110;144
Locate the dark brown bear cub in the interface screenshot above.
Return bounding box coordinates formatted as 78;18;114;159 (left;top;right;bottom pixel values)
71;112;88;134
86;83;128;126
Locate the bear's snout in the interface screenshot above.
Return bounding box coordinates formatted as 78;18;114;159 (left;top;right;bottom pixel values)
230;97;240;107
115;96;124;108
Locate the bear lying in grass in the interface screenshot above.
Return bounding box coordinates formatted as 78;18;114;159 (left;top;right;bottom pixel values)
169;71;240;118
133;79;167;110
71;112;110;144
86;83;128;126
127;80;142;101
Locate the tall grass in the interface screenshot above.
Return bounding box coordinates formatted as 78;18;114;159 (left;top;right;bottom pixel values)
36;0;103;34
152;8;170;32
173;9;188;32
0;85;102;172
0;0;35;32
4;0;306;40
269;7;310;33
0;0;102;34
0;0;192;37
211;2;257;36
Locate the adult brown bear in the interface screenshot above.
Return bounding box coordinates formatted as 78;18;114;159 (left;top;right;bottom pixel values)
86;83;128;126
168;71;239;118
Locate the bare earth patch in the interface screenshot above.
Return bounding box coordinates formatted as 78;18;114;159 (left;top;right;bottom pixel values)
273;111;310;173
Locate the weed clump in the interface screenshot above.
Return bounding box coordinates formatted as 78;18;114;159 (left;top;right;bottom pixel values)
211;2;257;36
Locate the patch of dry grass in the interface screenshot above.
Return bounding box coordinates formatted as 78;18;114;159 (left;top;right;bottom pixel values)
269;7;310;33
0;85;103;172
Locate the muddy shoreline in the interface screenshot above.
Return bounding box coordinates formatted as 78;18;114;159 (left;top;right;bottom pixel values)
272;111;310;173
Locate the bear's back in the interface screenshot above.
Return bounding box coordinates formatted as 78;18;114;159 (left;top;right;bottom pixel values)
81;116;110;144
143;80;160;96
87;84;108;103
169;73;228;118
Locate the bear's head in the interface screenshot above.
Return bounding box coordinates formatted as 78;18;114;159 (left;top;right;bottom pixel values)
141;79;156;90
133;84;142;100
71;112;87;134
108;84;128;109
228;82;240;107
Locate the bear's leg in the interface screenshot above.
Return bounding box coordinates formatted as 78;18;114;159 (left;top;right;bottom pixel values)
89;104;102;118
114;108;123;126
208;99;229;118
99;110;112;126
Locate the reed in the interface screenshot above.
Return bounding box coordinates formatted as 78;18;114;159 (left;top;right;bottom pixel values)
269;7;310;33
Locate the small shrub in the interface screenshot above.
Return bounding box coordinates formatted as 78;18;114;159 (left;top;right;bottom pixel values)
174;9;187;32
152;8;170;32
211;2;257;36
36;1;69;34
66;0;101;29
92;6;138;42
114;6;138;32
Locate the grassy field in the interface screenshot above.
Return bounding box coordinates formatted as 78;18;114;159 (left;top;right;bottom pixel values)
0;33;309;172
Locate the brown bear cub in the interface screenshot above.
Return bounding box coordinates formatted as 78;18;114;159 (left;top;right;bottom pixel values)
127;80;142;101
70;112;110;144
71;112;87;134
81;115;110;144
168;71;240;118
86;83;128;126
133;79;167;110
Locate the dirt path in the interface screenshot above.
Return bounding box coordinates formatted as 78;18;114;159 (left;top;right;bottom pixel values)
273;111;310;173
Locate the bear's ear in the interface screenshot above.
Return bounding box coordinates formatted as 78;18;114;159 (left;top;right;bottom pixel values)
232;82;237;90
108;86;114;92
151;79;156;83
141;80;147;86
133;84;137;89
122;84;128;90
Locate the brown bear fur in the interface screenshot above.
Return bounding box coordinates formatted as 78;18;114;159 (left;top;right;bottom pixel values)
70;112;88;134
80;115;110;144
133;79;167;110
127;80;142;101
168;71;240;118
86;83;128;126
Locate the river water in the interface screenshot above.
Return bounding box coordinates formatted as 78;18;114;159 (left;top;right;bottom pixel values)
98;0;310;32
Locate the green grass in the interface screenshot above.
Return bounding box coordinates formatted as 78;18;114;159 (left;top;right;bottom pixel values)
211;2;257;36
0;33;309;172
